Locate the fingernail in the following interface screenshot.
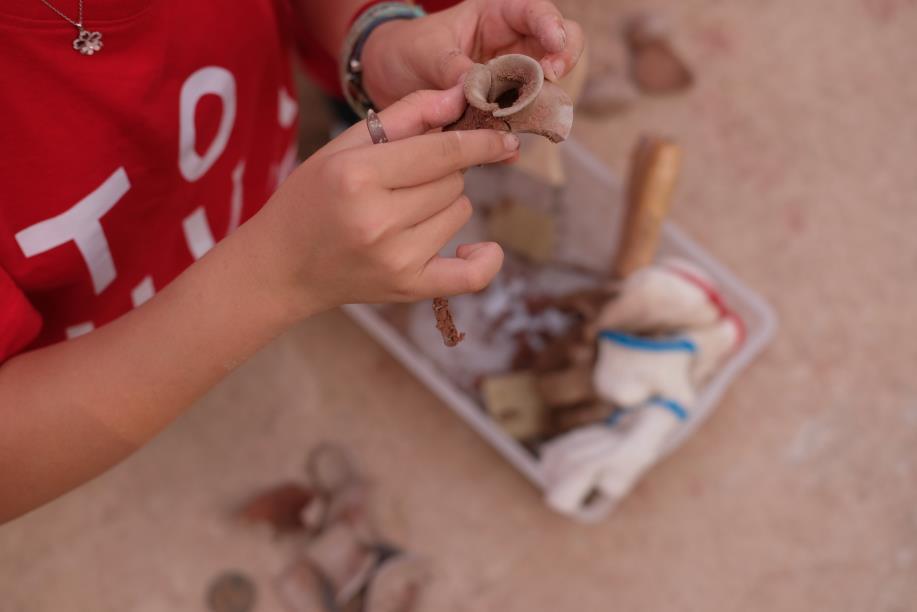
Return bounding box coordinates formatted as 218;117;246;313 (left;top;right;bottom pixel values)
459;243;490;257
503;133;520;151
552;59;566;79
542;59;558;81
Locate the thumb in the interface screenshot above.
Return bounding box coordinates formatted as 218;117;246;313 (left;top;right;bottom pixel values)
324;85;467;154
434;48;475;90
418;242;504;297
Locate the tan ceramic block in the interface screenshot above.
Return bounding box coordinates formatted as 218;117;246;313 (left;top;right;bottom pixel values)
481;371;547;440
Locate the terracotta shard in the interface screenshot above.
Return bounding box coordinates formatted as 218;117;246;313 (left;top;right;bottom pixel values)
578;73;639;116
323;482;378;543
306;442;360;495
207;571;257;612
364;556;431;612
447;54;574;143
305;523;380;606
626;15;694;95
238;482;313;534
275;559;337;612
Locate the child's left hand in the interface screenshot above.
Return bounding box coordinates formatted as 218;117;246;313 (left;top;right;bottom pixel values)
361;0;584;109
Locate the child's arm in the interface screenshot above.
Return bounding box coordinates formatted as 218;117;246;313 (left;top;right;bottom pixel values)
0;88;515;523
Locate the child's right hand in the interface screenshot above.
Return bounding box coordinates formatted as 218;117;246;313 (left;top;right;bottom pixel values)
244;86;518;318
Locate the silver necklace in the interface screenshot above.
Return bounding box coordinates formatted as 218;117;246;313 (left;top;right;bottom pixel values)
38;0;103;55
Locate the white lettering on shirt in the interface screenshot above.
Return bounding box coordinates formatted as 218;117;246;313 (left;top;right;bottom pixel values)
182;207;215;260
131;275;155;307
178;66;237;182
228;160;245;234
273;141;298;191
66;322;94;339
15;167;131;295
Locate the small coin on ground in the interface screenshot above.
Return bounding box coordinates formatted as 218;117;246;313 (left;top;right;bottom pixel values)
207;571;257;612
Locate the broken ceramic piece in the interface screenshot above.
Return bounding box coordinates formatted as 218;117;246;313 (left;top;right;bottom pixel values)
592;330;696;407
578;71;639;116
321;481;379;544
512;49;587;185
447;54;574;143
275;560;336;612
207;571;257;612
593;259;721;334
625;14;694;95
238;483;315;535
299;496;327;534
305;522;380;606
481;371;547;440
300;443;378;539
307;442;361;496
364;555;431;612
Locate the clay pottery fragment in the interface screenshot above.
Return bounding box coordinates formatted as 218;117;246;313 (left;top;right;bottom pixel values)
447;54;574;143
364;555;431;612
626;14;694;94
238;483;313;535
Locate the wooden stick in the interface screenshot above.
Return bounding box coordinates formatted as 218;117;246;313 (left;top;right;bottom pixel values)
612;136;682;278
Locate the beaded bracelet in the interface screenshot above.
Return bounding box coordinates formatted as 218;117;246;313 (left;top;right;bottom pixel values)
339;2;427;118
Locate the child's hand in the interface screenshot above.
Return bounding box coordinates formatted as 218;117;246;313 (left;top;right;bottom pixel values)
361;0;584;109
248;86;517;317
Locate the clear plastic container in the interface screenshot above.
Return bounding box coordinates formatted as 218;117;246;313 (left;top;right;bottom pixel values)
344;139;778;522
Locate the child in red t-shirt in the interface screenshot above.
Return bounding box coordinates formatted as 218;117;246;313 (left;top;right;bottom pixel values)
0;0;582;522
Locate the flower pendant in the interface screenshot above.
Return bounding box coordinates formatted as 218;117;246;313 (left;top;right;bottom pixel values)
73;28;103;56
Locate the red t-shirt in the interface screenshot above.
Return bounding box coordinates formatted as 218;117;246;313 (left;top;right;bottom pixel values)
0;0;304;361
0;0;456;363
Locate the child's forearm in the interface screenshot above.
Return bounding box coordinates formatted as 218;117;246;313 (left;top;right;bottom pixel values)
0;217;303;523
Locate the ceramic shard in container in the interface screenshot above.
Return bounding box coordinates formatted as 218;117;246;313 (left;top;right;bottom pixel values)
448;54;574;143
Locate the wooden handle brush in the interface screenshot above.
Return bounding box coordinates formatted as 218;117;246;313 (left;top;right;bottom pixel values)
612;135;682;278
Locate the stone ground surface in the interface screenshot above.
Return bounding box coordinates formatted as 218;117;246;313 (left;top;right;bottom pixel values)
3;1;917;610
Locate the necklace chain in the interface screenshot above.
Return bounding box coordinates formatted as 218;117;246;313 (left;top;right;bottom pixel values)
38;0;83;29
36;0;102;56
